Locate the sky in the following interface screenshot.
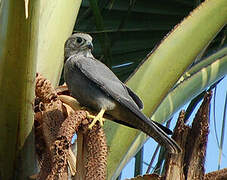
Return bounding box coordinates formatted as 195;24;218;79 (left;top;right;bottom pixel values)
120;76;227;179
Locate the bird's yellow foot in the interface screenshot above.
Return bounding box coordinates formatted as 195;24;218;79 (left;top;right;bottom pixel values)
87;108;105;129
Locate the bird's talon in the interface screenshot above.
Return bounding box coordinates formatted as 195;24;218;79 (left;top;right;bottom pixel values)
100;119;104;127
86;111;95;119
88;120;97;129
87;108;105;129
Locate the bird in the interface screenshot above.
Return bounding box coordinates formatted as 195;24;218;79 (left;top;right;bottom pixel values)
64;33;181;154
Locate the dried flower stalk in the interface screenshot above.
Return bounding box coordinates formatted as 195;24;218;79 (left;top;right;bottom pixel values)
34;73;107;179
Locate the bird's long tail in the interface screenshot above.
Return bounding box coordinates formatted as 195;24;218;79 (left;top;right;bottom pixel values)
113;103;182;154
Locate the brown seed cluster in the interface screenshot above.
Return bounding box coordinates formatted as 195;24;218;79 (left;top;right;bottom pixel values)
85;126;108;180
34;73;107;180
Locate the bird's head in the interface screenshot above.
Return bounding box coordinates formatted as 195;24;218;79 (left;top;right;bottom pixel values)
64;33;94;61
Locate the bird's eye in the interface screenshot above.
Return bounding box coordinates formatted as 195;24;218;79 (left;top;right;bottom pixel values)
76;37;83;44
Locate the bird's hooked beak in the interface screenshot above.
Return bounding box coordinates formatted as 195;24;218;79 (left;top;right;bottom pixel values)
86;41;93;51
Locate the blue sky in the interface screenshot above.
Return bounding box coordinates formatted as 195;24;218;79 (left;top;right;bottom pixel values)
121;76;227;179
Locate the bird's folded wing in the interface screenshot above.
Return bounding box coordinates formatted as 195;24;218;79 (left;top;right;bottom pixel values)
73;56;137;104
124;85;143;110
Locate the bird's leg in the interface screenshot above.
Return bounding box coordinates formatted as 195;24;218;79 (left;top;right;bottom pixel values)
87;108;106;129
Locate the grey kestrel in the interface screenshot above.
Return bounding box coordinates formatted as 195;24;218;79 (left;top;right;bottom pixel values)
64;33;181;154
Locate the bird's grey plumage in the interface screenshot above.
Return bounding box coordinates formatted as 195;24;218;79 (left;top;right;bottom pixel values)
64;33;181;154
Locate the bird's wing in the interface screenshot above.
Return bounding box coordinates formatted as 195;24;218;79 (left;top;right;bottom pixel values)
73;56;139;107
72;56;181;153
124;85;143;110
